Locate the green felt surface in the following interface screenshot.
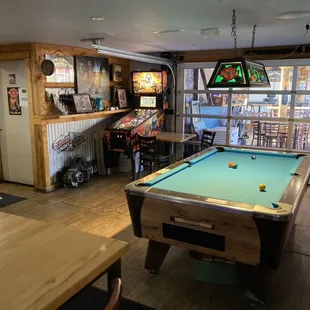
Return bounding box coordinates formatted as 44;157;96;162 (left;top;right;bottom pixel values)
152;150;300;208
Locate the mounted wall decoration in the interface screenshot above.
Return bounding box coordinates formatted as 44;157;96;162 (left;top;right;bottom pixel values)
111;64;123;82
41;59;55;76
52;132;86;154
45;55;74;83
75;56;110;100
72;93;93;113
7;87;21;115
117;88;128;108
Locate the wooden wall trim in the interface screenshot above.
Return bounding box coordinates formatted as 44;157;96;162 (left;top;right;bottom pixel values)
0;52;30;62
179;45;310;63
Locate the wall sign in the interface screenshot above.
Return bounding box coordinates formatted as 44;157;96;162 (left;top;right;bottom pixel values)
19;88;28;106
7;87;21;115
52;132;86;154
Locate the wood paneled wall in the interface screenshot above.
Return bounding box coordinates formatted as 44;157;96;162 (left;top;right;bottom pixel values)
0;42;131;191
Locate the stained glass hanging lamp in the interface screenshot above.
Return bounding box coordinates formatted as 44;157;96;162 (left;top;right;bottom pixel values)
207;11;270;88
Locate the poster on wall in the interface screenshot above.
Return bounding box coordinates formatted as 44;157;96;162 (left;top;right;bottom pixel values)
75;56;110;100
45;55;74;83
9;74;16;84
7;87;22;115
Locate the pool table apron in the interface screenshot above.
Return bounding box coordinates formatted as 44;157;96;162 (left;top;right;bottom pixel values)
141;197;261;266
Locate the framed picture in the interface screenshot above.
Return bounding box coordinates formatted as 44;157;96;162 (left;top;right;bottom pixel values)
72;93;93;113
45;88;75;104
45;55;74;83
111;64;122;82
117;88;127;108
75;56;110;100
9;74;16;84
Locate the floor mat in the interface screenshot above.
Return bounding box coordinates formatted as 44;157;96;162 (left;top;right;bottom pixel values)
0;192;26;208
61;286;155;310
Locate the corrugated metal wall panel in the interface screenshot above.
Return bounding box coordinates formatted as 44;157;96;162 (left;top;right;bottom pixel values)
47;115;119;184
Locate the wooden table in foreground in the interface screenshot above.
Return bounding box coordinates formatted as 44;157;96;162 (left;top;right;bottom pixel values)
0;212;128;310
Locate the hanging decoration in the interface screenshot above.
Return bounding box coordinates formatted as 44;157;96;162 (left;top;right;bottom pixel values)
207;10;270;88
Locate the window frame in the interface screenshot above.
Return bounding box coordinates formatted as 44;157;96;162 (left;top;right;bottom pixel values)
177;59;310;152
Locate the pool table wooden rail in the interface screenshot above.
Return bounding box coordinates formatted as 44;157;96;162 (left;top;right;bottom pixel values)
125;147;310;221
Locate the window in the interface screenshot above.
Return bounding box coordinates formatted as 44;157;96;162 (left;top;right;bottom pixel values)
178;61;310;152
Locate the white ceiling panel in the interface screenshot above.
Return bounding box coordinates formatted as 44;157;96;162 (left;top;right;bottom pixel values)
0;0;309;51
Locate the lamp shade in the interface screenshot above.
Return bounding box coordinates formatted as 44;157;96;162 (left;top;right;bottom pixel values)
207;57;270;88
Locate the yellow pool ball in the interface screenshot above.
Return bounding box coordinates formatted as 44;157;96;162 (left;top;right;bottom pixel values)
259;184;266;191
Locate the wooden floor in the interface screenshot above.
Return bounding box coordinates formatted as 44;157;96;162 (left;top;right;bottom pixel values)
1;175;310;310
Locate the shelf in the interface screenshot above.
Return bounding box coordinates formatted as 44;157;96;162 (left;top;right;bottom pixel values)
44;82;75;88
41;108;131;124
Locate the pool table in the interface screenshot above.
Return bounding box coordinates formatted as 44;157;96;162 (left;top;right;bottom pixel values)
125;147;310;273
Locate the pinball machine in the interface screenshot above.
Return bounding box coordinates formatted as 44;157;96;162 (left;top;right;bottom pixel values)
103;70;168;180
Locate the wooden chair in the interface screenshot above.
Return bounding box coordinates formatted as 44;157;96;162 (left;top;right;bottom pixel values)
136;134;170;179
251;121;265;146
105;278;121;310
295;124;310;150
278;124;289;148
264;123;280;147
201;130;216;150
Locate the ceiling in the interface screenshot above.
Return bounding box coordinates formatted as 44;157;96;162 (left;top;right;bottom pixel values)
0;0;310;52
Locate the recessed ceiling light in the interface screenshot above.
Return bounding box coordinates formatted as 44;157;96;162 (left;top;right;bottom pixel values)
200;28;220;38
91;16;105;21
190;44;197;46
276;11;310;20
152;29;184;34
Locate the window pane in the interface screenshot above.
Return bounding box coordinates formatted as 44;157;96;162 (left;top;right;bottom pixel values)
184;68;216;90
183;117;229;143
184;94;228;115
291;123;310;151
265;66;293;90
230;119;289;149
231;94;291;118
297;66;310;90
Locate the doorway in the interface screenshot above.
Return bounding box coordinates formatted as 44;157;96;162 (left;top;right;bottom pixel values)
0;60;33;185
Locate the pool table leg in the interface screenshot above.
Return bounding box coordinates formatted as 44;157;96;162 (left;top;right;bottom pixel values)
144;240;171;276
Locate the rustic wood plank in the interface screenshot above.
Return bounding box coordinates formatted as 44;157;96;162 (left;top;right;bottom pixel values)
0;212;128;310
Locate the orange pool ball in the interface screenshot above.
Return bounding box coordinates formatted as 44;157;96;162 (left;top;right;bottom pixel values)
259;184;266;191
228;162;235;168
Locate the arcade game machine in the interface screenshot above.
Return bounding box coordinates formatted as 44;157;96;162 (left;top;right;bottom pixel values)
103;70;168;180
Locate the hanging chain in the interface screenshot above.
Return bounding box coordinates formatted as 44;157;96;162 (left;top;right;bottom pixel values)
231;10;237;57
251;25;257;48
